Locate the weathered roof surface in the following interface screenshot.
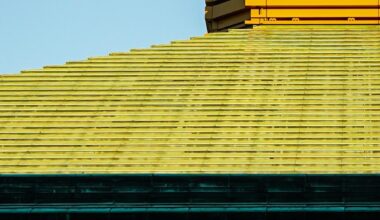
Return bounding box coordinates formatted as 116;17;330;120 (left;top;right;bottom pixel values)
0;25;380;174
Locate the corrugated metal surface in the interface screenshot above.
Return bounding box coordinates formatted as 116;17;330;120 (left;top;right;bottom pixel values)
0;25;380;174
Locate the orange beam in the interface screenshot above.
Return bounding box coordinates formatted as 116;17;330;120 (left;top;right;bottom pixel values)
245;0;380;25
246;19;380;25
246;0;379;7
251;9;379;18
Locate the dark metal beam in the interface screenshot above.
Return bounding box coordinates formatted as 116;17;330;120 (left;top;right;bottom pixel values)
1;174;380;214
205;0;251;32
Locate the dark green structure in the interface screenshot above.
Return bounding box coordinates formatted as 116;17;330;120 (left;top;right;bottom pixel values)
1;175;380;219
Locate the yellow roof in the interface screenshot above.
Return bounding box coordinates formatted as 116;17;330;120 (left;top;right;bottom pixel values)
1;25;380;174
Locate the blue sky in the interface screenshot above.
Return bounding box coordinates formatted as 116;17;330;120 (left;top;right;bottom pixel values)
0;0;206;73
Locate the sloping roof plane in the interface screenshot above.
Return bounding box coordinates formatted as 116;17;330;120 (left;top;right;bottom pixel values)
0;25;380;174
